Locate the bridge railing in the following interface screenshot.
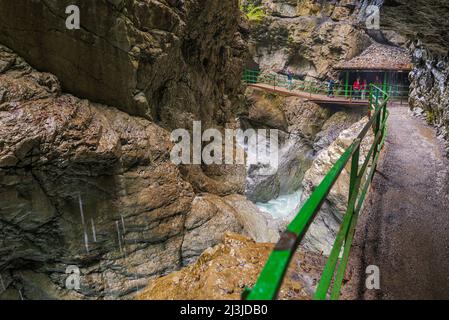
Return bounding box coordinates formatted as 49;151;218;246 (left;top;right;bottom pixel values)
243;69;408;102
243;84;390;300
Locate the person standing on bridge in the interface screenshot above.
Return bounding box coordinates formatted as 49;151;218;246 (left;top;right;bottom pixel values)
361;79;368;100
374;75;382;86
353;77;361;100
287;69;293;91
327;78;335;97
373;75;383;97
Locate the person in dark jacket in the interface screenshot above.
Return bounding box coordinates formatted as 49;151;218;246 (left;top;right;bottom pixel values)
287;69;293;91
327;79;335;97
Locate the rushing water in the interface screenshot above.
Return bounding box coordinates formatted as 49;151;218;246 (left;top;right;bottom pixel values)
256;189;303;220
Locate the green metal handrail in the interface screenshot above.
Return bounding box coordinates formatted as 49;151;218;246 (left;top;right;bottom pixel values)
243;69;408;102
243;83;390;300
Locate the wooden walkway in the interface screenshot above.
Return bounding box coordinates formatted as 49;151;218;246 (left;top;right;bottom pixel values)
249;83;370;107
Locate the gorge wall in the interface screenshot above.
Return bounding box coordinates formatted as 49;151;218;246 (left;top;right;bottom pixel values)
0;0;263;300
245;0;372;80
409;43;449;153
380;0;449;153
0;44;269;300
380;0;449;56
0;0;247;129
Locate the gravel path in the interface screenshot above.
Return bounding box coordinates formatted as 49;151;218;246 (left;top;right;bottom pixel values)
343;103;449;300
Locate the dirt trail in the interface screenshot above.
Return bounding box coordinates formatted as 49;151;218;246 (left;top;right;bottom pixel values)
343;103;449;300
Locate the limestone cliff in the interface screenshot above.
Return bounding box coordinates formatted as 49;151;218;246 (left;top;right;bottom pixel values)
409;42;449;154
299;116;373;254
0;45;268;299
0;0;248;129
0;0;260;299
246;0;372;79
379;1;449;153
380;0;449;56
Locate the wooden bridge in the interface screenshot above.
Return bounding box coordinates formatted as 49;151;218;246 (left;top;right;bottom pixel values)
248;83;370;107
243;69;408;109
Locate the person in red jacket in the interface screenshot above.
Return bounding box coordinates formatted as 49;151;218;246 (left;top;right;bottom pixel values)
353;77;361;100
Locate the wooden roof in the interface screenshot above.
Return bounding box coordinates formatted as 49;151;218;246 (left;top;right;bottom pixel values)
334;43;413;72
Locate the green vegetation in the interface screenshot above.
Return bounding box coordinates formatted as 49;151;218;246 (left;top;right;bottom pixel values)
263;92;284;109
240;1;266;23
426;110;435;124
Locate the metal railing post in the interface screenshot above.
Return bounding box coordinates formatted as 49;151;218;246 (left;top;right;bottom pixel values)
349;146;360;206
375;88;380;133
368;85;373;118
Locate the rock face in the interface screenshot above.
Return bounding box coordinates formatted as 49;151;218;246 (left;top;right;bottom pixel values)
313;110;363;151
0;44;189;299
282;97;332;140
245;132;313;203
0;45;265;300
0;0;248;129
409;42;449;154
298;117;373;254
380;0;449;56
379;0;449;153
244;87;289;131
222;194;281;243
244;90;331;203
182;194;280;265
247;0;372;79
138;232;325;300
378;1;449;154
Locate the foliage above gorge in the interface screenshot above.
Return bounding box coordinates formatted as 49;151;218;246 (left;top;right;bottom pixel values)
240;0;266;22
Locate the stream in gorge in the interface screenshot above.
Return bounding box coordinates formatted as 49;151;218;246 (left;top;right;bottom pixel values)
240;126;308;221
255;189;302;220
